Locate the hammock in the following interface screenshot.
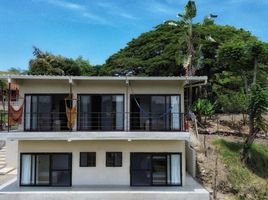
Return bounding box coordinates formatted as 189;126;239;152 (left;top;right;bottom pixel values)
9;104;23;125
65;98;76;129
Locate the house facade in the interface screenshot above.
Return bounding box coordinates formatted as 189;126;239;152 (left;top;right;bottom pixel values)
0;75;207;191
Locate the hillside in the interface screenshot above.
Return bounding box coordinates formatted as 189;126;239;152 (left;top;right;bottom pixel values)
191;115;268;200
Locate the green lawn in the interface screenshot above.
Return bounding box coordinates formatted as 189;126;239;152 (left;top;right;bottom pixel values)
213;139;268;200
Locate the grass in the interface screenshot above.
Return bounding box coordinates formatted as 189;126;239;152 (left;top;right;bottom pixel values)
213;139;268;200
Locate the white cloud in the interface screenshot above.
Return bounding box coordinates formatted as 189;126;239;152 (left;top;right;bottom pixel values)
33;0;109;25
44;0;85;11
96;2;138;20
143;0;178;16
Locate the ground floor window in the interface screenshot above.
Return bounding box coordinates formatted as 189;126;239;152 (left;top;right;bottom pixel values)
130;153;182;186
20;153;72;186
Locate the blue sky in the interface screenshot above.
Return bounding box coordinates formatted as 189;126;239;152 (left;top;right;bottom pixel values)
0;0;268;71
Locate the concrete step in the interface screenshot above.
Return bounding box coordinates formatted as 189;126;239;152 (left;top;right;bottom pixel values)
0;167;15;175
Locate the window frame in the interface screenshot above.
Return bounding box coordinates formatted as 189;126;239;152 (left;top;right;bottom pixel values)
106;152;122;167
129;94;182;131
130;152;182;187
79;152;96;167
24;93;69;131
20;153;72;187
77;94;125;131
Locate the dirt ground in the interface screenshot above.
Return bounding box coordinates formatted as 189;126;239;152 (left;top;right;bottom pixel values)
190;114;268;200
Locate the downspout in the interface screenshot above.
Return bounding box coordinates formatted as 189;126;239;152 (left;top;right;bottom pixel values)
7;77;11;132
125;77;129;132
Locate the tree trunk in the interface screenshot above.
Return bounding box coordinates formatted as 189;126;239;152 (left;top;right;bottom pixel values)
253;58;257;85
241;72;248;94
241;113;256;164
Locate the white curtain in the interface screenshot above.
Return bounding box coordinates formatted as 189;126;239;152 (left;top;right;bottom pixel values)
21;155;32;185
81;96;91;129
116;95;124;130
171;96;180;130
171;154;181;184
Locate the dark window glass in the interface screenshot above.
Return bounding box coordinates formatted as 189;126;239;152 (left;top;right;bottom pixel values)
51;171;71;186
130;95;181;131
106;152;122;167
51;154;70;170
130;153;182;186
77;95;124;131
80;152;96;167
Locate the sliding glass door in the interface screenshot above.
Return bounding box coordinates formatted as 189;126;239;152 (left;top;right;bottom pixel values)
130;153;182;186
20;153;72;186
24;94;68;131
77;94;124;131
130;95;181;131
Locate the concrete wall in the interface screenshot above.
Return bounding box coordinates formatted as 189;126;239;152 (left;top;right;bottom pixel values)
18;140;186;186
5;140;18;168
185;141;196;178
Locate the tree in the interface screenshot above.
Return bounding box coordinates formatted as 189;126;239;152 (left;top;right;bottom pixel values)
192;98;215;123
28;47;94;76
241;84;268;163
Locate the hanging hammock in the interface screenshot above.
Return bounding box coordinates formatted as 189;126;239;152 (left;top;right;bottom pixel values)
9;104;24;125
65;98;77;129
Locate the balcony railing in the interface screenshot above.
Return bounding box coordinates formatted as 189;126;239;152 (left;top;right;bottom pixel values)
1;111;188;132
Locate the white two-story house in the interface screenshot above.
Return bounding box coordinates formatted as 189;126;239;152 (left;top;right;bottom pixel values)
0;75;209;200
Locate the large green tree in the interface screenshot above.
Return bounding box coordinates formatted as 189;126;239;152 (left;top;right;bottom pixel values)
28;47;94;76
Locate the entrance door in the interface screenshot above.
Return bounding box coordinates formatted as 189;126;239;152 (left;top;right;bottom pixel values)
130;153;182;186
20;153;72;186
51;154;72;186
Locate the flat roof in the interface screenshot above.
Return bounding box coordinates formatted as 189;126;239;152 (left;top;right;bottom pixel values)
0;74;207;82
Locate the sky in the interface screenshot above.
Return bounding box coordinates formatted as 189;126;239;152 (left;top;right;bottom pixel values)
0;0;268;71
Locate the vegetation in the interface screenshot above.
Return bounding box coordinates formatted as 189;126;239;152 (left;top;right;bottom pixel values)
192;98;215;123
28;47;95;76
242;84;268;163
214;139;268;200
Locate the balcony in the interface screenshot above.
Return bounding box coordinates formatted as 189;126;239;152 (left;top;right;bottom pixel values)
0;111;187;132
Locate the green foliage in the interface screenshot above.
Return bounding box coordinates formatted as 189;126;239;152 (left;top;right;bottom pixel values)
180;0;196;21
192;98;215;122
217;90;247;113
247;84;268;132
213;139;268;200
28;47;94;76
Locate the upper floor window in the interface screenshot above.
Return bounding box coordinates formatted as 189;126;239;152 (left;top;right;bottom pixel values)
130;95;181;131
77;94;124;131
24;94;69;131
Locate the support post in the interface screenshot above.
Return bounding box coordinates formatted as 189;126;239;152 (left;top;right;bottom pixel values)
69;78;73;131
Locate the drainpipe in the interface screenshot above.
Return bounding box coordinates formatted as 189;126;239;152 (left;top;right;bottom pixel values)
125;77;129;132
7;77;11;132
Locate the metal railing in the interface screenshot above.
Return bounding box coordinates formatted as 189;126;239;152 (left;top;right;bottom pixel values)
1;111;187;132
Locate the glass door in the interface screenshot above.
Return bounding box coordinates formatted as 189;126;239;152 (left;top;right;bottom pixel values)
152;155;167;185
151;96;166;130
130;153;151;186
51;154;72;186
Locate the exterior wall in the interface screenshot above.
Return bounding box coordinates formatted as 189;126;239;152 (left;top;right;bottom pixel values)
17;79;185;131
5;140;18;168
185;141;196;178
18;140;186;186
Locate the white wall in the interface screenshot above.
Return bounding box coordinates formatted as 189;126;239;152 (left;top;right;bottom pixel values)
5;140;18;168
18;140;186;186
